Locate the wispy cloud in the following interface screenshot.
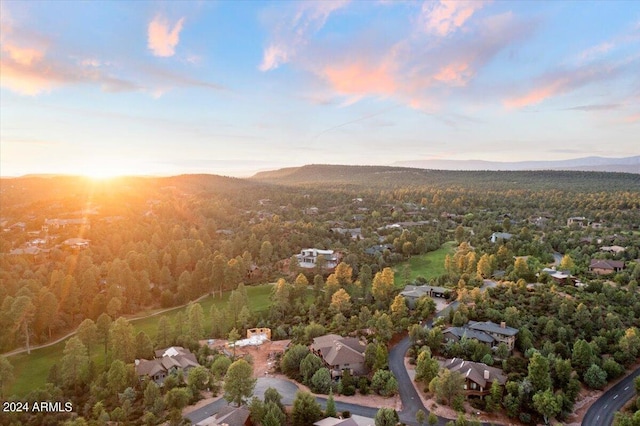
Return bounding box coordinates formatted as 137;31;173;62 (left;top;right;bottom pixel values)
147;15;185;57
259;0;349;71
565;104;620;112
578;41;615;63
420;0;489;36
504;56;637;108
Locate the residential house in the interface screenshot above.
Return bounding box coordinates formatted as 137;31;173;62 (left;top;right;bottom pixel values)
567;216;589;227
440;358;507;398
601;245;626;255
297;248;339;269
540;268;572;285
135;346;200;384
44;218;90;230
467;321;519;351
490;232;512;243
364;244;393;256
330;227;363;240
400;285;449;308
310;334;367;377
443;326;497;347
589;259;625;275
62;238;90;249
196;406;250;426
444;321;519;351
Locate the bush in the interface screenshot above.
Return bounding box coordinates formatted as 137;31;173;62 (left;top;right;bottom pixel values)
519;412;532;424
452;395;465;412
371;370;398;396
469;398;485;410
358;377;370;395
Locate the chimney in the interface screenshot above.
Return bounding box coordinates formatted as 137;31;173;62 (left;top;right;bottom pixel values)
484;370;490;380
500;321;506;329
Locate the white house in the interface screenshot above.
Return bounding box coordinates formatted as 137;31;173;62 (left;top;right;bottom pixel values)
296;248;339;269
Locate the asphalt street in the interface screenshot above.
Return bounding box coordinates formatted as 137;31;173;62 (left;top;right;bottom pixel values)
583;365;640;426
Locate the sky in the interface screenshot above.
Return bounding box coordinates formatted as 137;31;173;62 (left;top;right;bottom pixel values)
1;0;639;178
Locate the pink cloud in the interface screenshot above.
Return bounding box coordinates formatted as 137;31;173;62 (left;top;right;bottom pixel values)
421;0;488;36
148;15;185;57
504;57;633;109
322;61;397;96
0;55;56;95
624;113;640;123
433;62;472;86
504;81;566;109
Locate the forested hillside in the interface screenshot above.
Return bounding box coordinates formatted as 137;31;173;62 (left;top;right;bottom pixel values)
253;164;640;191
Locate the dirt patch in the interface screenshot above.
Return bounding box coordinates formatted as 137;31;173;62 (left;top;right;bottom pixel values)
203;338;289;378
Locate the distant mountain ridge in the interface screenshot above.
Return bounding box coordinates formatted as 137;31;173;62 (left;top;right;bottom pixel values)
391;156;640;174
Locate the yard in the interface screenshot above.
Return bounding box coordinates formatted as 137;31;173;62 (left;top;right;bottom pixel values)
393;241;456;287
8;283;274;396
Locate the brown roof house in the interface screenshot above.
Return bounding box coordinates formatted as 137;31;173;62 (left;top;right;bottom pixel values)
589;259;625;275
441;358;507;398
310;334;367;378
135;346;199;385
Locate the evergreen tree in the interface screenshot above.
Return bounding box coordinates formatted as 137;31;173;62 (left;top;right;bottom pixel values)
292;391;323;426
224;359;256;406
326;390;337;417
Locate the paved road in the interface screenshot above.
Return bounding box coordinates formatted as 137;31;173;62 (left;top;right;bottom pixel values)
583;366;640;426
186;377;384;424
186;378;300;424
389;334;428;425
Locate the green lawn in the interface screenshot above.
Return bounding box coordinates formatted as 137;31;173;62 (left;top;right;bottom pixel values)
8;283;274;396
393;241;456;287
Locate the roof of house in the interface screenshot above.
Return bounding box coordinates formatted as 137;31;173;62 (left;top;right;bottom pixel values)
442;358;507;388
443;326;496;344
311;334;366;366
400;285;448;298
197;406;250;426
491;232;513;240
137;347;199;378
154;346;190;358
63;238;90;246
314;418;360;426
468;321;519;337
135;359;166;377
590;259;625;269
601;245;626;253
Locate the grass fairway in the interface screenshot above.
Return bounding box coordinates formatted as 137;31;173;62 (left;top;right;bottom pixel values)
394;241;456;287
8;283;274;396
